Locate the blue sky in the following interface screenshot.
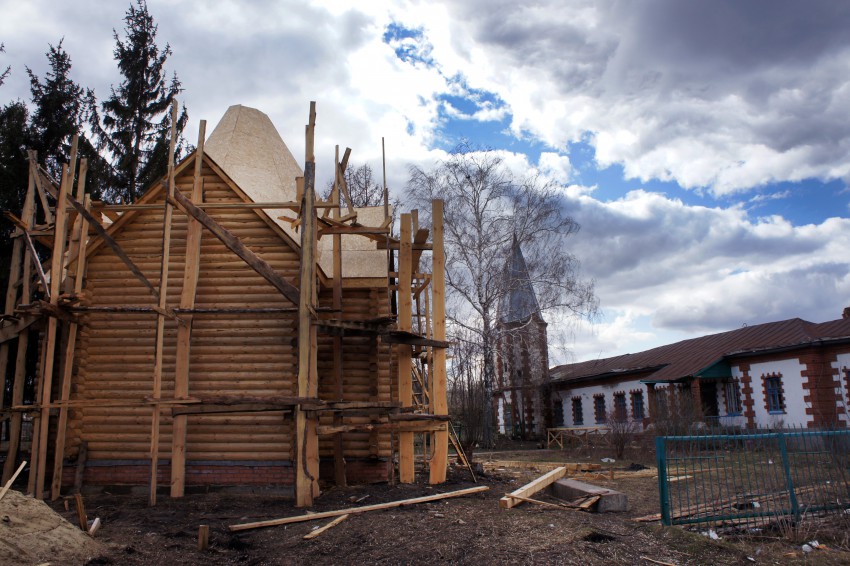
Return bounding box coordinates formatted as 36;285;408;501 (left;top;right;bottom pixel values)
2;0;849;363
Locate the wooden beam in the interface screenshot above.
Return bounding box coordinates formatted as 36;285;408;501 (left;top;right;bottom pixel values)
0;460;27;501
397;213;414;483
34;157;73;499
65;193;160;301
171;121;207;498
170;189;300;306
331;146;346;488
429;199;448;484
51;161;90;500
229;485;490;531
499;466;568;509
295;101;319;507
149;101;178;506
2;155;37;485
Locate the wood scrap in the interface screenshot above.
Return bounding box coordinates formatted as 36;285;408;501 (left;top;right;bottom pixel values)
88;517;101;536
229;485;489;532
500;466;567;509
505;493;568;509
576;495;601;510
0;460;26;501
74;493;87;531
641;557;677;566
303;514;349;539
198;524;209;550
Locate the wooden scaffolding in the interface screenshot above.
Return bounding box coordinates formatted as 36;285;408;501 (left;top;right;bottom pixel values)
0;101;449;506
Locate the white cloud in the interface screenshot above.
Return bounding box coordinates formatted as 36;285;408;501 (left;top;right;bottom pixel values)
558;187;850;358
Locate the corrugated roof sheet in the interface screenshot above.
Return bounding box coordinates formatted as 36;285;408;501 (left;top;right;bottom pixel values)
551;315;850;384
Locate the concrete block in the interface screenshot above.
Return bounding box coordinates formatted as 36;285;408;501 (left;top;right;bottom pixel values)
548;478;629;513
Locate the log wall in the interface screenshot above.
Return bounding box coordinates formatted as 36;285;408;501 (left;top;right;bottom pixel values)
65;160;392;487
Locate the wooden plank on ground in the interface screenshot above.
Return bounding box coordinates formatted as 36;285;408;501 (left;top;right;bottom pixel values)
499;466;568;509
229;485;489;532
303;514;349;539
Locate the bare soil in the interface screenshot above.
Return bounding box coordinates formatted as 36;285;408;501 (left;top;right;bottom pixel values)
4;444;849;565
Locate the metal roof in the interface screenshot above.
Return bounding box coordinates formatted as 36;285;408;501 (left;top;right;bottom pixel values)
550;315;850;385
498;238;542;324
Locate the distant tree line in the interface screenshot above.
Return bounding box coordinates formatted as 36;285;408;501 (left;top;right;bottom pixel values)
0;0;187;291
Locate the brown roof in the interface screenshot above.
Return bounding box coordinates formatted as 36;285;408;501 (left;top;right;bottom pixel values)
551;316;850;384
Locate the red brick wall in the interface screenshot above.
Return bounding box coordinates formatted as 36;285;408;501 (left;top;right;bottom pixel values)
738;362;756;427
62;458;390;491
62;461;295;488
800;350;843;427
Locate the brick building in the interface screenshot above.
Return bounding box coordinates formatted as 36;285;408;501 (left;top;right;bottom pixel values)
494;239;550;438
548;309;850;430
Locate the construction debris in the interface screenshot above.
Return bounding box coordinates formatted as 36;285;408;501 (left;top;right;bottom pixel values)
500;466;568;509
550;479;629;513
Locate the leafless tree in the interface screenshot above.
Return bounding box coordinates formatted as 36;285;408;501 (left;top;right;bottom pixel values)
446;326;487;461
322;162;386;208
406;144;597;447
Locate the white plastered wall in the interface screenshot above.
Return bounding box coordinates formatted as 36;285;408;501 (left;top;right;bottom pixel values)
736;358;808;427
554;377;647;427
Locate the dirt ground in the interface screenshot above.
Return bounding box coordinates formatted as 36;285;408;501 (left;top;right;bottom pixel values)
3;444;849;565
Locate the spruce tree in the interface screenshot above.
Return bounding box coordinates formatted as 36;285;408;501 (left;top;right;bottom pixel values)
94;0;188;203
27;40;110;199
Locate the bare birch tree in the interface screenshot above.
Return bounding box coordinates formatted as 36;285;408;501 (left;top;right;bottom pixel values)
406;144;597;447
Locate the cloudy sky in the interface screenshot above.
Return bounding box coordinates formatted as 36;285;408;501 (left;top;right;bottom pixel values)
2;0;849;364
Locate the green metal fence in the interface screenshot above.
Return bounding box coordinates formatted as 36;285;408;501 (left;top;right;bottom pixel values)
656;426;850;527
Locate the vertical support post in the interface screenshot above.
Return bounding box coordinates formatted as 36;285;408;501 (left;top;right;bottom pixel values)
397;213;414;483
777;432;799;521
656;435;670;525
381;137;388;222
1;152;37;484
296;101;319;506
331;146;346;487
50;159;90;500
170;121;207;498
34;150;74;498
149;100;179;506
429;200;448;483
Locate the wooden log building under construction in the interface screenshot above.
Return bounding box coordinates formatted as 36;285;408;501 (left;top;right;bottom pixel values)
0;102;450;506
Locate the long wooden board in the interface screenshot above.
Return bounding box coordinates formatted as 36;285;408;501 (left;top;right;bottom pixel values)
230;485;489;532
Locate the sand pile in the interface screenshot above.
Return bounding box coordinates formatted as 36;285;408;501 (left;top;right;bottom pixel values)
0;489;103;565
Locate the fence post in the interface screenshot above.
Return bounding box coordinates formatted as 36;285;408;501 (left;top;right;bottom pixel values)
776;432;799;522
656;435;671;525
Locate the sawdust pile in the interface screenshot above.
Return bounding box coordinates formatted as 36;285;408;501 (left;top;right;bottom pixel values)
0;490;103;565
